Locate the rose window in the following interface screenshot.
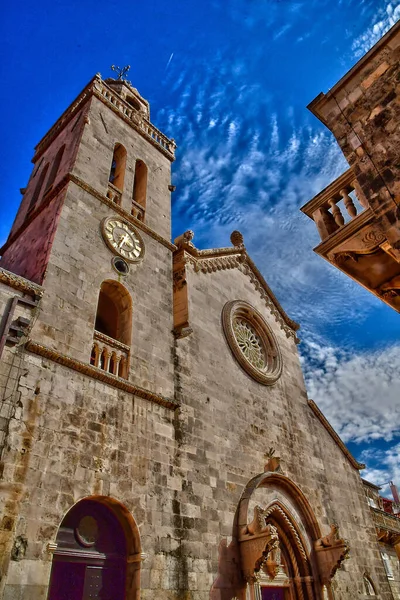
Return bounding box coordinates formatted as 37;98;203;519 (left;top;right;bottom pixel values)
233;319;266;370
222;300;282;385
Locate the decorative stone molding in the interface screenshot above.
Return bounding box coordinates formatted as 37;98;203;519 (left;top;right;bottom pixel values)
25;340;178;410
172;232;300;342
222;300;282;385
0;268;44;298
308;399;365;470
314;524;349;585
69;174;176;251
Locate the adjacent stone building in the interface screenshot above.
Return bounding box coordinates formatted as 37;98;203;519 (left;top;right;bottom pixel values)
0;70;395;599
301;21;400;312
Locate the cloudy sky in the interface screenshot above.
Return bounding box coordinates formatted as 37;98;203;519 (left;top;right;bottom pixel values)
1;0;399;495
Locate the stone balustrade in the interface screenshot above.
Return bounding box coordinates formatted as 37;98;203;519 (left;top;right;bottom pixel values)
90;330;129;379
106;182;122;205
94;78;176;158
371;507;400;535
131;200;145;221
301;168;369;242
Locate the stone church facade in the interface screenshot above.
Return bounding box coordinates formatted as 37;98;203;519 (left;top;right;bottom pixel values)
0;72;393;599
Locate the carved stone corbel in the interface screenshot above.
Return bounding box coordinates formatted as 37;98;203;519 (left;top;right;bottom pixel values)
239;506;279;581
314;524;349;585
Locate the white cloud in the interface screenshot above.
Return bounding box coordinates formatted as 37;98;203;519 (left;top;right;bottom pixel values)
361;443;400;496
351;2;400;57
302;337;400;444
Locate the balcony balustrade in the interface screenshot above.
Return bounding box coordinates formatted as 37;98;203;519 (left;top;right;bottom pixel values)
94;78;176;158
90;330;129;379
106;182;122;206
131;200;145;221
371;507;400;535
301;168;369;242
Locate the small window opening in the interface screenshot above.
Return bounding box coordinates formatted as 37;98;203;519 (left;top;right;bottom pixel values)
28;163;49;213
45;145;65;192
381;552;393;579
109;143;127;191
126;96;140;111
363;574;376;595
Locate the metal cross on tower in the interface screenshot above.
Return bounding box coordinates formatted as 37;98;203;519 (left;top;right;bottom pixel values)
111;65;131;80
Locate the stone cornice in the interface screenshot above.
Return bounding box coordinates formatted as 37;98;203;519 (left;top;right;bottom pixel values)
1;173;176;256
176;243;299;340
0;267;44;297
308;20;400;124
25;340;178;410
69;174;176;251
34;78;95;160
308;399;364;470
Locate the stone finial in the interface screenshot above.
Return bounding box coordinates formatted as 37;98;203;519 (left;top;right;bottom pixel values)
230;230;244;247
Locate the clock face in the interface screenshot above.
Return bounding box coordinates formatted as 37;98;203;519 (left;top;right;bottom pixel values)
101;217;144;262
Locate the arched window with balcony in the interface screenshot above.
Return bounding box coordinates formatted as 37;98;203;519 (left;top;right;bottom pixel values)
27;163;49;214
107;143;127;205
131;159;147;221
91;280;132;378
45;145;65;192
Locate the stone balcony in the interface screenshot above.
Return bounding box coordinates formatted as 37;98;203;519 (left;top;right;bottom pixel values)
106;182;122;206
301;168;400;312
90;330;130;379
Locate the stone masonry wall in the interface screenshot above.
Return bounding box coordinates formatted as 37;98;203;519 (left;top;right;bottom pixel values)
171;264;392;599
312;24;400;253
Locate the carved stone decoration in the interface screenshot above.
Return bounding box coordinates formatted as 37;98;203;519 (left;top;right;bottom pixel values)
239;506;279;581
222;301;282;385
174;230;195;249
314;524;349;585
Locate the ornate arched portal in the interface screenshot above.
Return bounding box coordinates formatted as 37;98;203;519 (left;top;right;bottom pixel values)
237;472;348;600
47;496;142;600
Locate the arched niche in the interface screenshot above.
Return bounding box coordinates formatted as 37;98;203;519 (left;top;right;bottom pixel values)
94;280;132;346
47;496;142;600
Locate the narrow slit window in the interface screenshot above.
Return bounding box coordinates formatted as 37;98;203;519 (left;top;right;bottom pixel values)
45;145;65;192
28;163;49;214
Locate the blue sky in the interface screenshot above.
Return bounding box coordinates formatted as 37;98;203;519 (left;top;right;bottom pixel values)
1;0;399;495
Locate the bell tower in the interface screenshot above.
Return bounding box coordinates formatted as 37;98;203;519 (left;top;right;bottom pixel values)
0;71;177;395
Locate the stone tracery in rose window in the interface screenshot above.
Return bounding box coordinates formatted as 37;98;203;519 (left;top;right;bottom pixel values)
222;300;282;385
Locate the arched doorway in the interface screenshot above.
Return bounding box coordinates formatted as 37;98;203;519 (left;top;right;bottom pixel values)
47;497;141;600
237;472;348;600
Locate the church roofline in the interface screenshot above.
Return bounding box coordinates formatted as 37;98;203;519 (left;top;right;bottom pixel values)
308;399;365;470
173;230;300;339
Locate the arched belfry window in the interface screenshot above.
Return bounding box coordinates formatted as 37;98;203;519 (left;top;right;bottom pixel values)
45;145;65;192
27;163;49;214
90;280;132;378
108;143;127;193
131;159;147;221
